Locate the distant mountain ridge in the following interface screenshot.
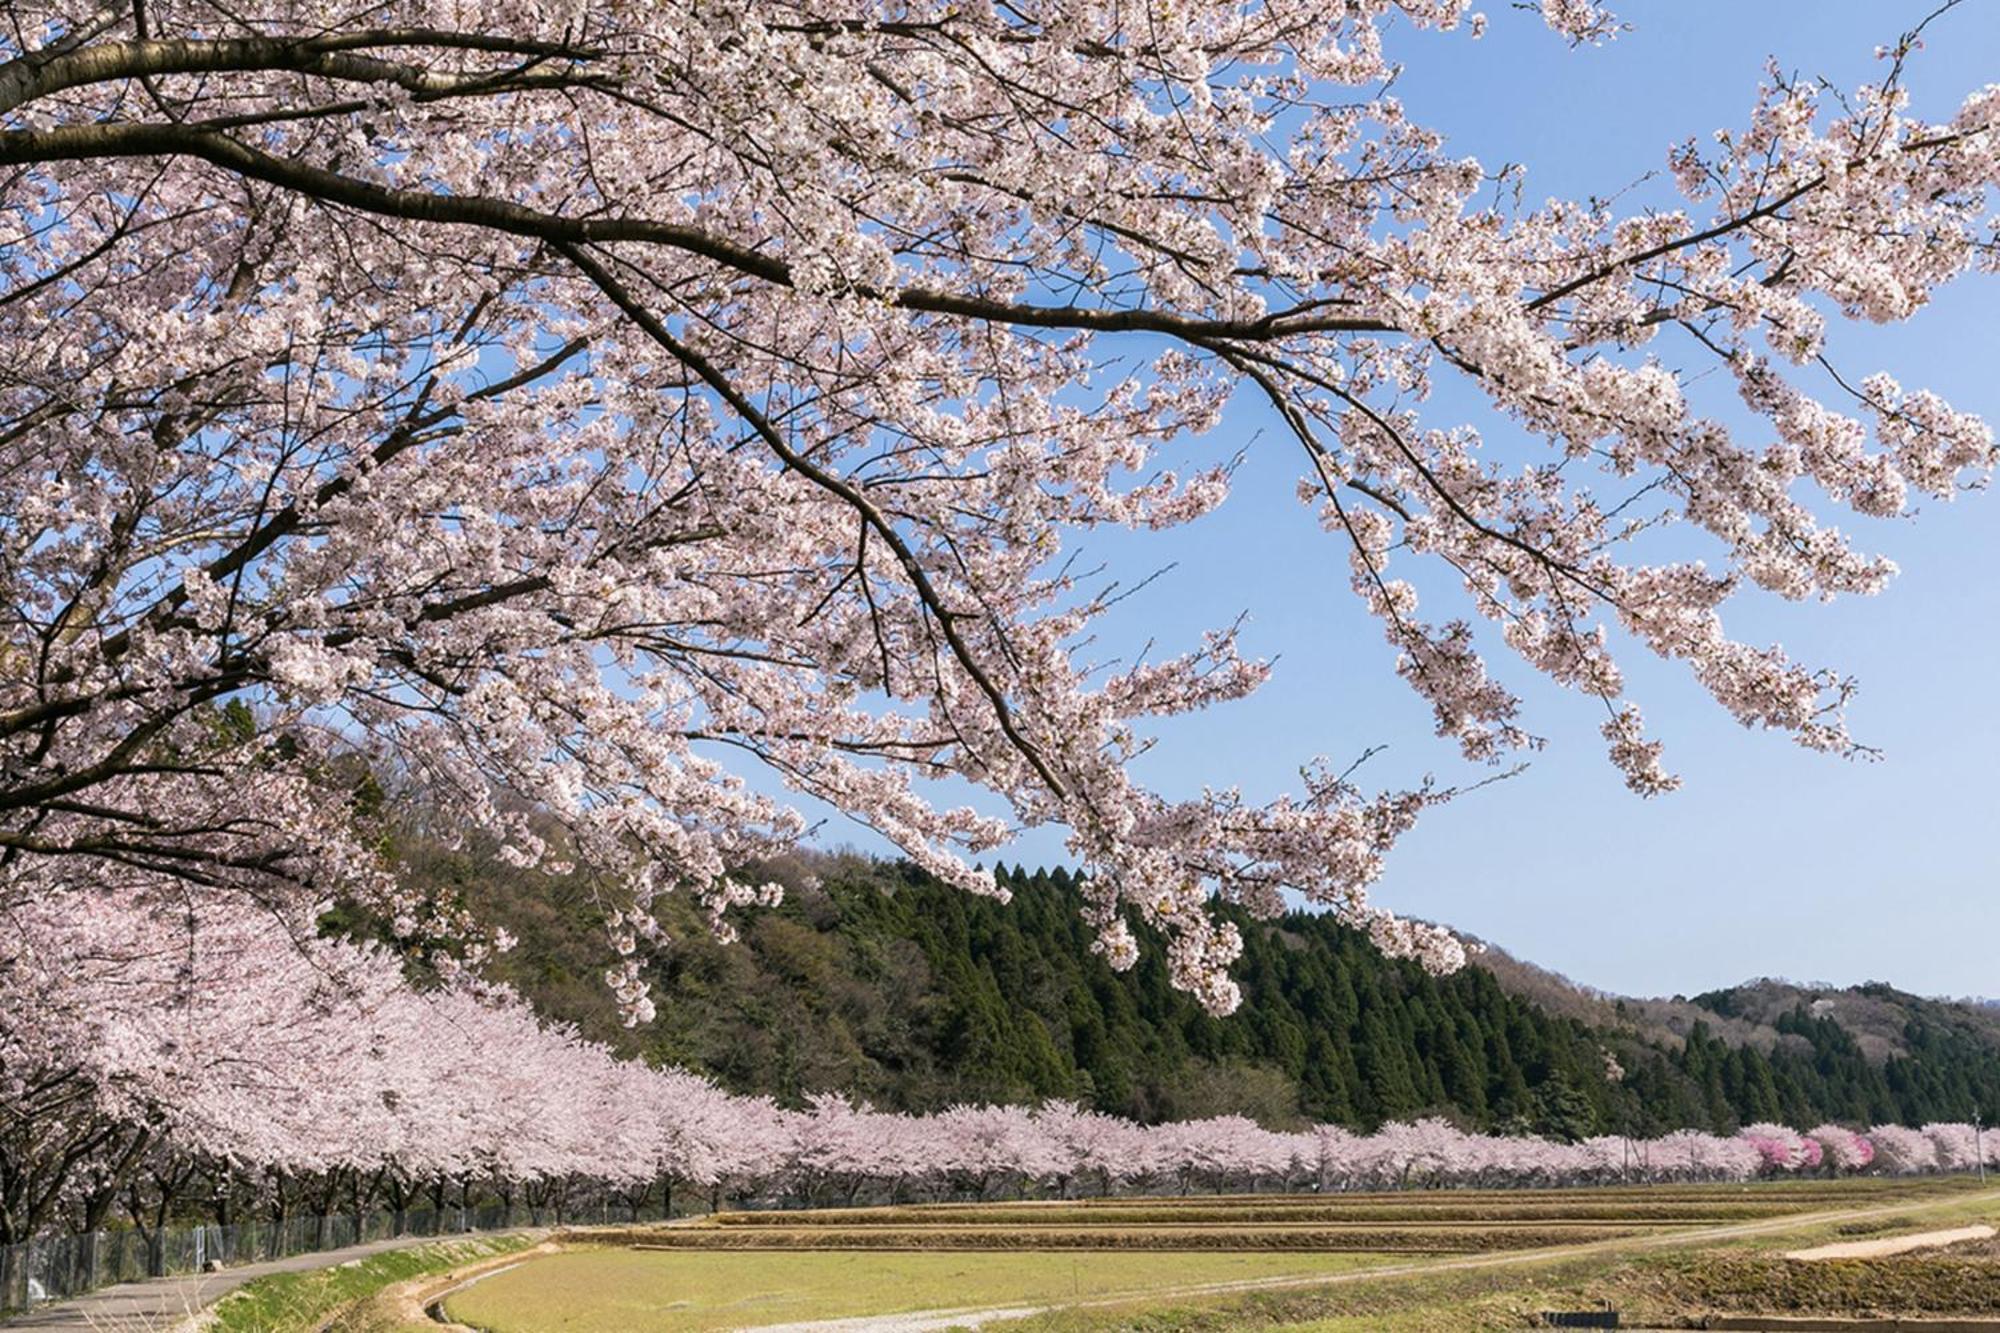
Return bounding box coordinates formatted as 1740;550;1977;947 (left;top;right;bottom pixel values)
388;841;2000;1137
1469;945;2000;1067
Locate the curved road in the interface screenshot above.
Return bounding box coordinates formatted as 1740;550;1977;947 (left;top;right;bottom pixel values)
0;1230;544;1333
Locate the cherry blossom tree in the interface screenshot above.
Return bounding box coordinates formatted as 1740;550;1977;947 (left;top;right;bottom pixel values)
1031;1100;1148;1198
786;1093;902;1205
4;0;1996;1021
1651;1129;1761;1183
1739;1122;1814;1174
1864;1124;1938;1175
0;879;403;1247
5;1;1999;1225
1310;1124;1364;1192
1807;1124;1875;1174
1921;1121;1985;1173
929;1103;1064;1200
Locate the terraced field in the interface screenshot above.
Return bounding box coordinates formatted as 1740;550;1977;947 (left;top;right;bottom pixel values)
439;1178;1996;1331
612;1221;1654;1252
573;1180;1970;1255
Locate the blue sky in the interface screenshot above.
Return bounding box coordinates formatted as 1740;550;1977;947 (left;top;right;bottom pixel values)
812;2;2000;1001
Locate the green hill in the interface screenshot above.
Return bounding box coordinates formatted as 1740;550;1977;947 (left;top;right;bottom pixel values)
398;846;2000;1138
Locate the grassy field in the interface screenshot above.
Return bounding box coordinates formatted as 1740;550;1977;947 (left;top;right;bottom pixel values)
441;1248;1398;1332
421;1179;2000;1331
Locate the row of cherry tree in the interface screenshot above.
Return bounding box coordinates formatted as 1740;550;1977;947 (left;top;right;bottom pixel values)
5;890;1991;1248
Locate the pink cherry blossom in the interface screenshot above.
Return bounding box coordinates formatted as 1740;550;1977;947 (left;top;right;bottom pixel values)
2;1;1994;1022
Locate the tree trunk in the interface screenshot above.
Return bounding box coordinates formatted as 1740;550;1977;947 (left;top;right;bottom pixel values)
313;1170;344;1250
267;1177;289;1260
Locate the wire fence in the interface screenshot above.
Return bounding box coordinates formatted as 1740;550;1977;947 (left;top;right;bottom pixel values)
0;1201;669;1315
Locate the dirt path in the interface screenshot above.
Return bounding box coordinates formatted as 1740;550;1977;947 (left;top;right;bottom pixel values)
1784;1223;1997;1261
755;1187;2000;1333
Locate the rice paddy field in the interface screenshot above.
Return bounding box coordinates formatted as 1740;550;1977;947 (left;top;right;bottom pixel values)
436;1177;2000;1332
442;1248;1391;1332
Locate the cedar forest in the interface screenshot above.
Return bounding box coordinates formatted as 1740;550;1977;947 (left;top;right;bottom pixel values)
403;848;2000;1139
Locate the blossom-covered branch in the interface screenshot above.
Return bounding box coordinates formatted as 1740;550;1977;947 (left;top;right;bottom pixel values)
2;0;1995;1016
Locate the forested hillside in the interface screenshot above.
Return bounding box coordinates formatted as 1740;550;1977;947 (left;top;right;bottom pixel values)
409;848;2000;1139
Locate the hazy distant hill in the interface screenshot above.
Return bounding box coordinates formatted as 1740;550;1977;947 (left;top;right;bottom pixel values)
382;843;2000;1137
1473;940;2000;1065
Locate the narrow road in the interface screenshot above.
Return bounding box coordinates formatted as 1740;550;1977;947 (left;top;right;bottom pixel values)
755;1187;2000;1333
0;1230;543;1333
